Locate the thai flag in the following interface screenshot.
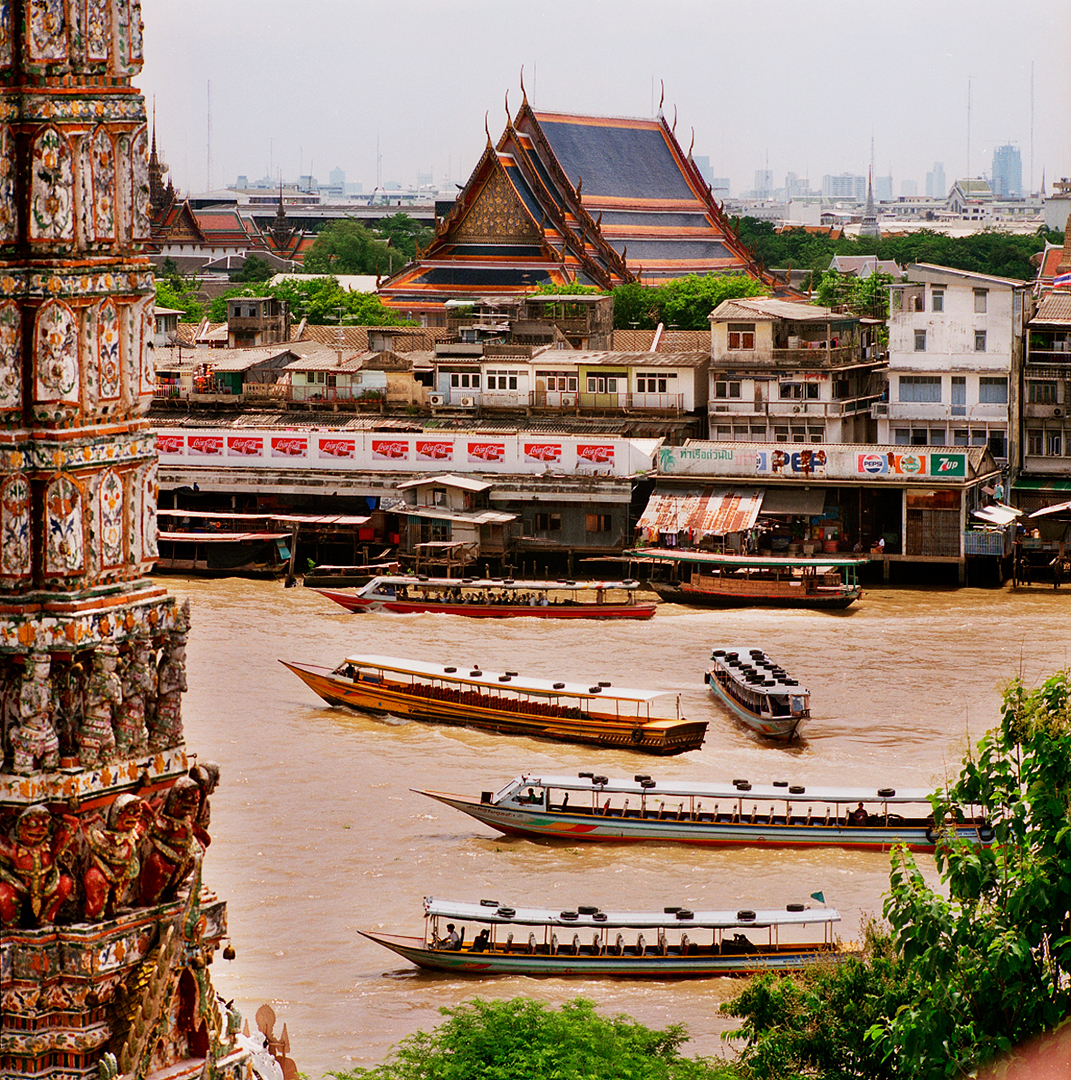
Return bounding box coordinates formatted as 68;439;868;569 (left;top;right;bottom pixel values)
1055;272;1071;287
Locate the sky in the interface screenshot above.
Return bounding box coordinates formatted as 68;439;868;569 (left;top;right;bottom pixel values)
139;0;1071;200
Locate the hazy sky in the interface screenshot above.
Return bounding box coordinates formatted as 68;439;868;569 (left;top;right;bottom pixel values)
139;0;1070;198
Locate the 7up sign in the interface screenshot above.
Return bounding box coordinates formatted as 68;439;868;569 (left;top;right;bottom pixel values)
931;453;966;478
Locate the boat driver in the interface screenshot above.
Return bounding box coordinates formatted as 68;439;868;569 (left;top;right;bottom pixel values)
442;923;461;950
849;802;869;825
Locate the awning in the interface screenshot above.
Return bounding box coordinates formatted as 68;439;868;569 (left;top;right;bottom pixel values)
971;504;1021;526
1013;478;1071;492
636;487;763;536
1029;500;1071;519
759;488;827;517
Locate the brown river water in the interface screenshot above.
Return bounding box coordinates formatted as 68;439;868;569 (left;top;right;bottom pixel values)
172;577;1071;1074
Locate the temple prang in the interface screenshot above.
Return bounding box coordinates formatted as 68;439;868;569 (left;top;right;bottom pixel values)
0;5;248;1079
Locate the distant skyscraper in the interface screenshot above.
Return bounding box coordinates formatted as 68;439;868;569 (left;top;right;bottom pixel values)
785;172;812;198
692;154;714;186
822;173;866;201
991;144;1022;197
710;177;731;197
329;166;345;187
874;175;893;202
926;162;946;198
754;169;773;197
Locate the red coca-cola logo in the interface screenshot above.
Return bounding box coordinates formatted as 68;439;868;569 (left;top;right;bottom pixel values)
227;436;263;456
156;434;184;454
372;440;409;460
271;437;308;458
578;444;614;464
525;443;561;462
467;442;504;462
187;436;223;456
416;441;453;461
319;438;355;459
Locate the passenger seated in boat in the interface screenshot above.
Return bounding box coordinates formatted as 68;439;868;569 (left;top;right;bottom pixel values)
470;929;490;952
524;787;541;804
849;802;869;825
441;923;462;950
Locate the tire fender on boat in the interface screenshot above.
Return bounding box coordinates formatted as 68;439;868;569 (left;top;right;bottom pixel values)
631;728;644;743
977;823;995;843
925;825;941;845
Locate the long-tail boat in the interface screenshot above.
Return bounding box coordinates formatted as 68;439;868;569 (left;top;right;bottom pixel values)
315;575;657;619
280;655;707;754
626;549;864;609
706;648;810;740
360;896;847;976
416;772;994;853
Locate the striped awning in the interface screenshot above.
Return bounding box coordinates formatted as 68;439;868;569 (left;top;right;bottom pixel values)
636;487;763;536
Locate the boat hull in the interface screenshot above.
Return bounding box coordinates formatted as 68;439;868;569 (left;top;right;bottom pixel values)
706;675;803;741
418;790;971;853
281;662;706;755
360;931;840;977
317;589;657;620
654;583;858;610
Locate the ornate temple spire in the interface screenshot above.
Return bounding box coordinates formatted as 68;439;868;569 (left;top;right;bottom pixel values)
859;168;881;239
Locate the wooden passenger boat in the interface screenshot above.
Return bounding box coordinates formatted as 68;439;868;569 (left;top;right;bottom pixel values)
315;575;657;619
302;561;400;588
280;655;706;754
360;895;846;977
706;648;810;740
417;772;995;853
627;549;864;609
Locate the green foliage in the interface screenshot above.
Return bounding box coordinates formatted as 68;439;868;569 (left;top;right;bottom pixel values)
373;212;433;262
611;274;767;330
723;921;918;1080
160;256;185;292
153;279;203;323
233;253;275;282
815;271;895;320
872;669;1071;1077
330;997;735;1080
732;217;1060;284
303;219;400;276
207;278;412;326
532;282;608;295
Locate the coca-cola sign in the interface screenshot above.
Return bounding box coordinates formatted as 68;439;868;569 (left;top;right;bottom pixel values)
577;443;614;464
467;442;504;463
372;439;409;460
270;436;308;458
524;443;562;463
187;435;223;456
227;436;263;457
416;440;453;461
319;437;355;459
156;434;184;455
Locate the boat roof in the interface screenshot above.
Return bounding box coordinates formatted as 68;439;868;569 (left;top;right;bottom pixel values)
709;648;808;694
625;548;868;569
423;897;840;930
158;530;291;542
361;575;641;591
500;773;934;804
340;654;669;704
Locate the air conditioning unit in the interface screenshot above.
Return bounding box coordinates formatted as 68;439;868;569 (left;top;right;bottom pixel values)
460;396;475;407
561;394;576;406
428;393;445;406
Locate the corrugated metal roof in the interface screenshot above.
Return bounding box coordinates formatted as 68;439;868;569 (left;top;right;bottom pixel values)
1031;293;1071;325
567;350;708;368
636;487;763;535
710;297;842;323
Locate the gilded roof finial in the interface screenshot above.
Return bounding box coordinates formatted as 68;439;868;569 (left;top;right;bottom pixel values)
576;175;582;199
688;128;695;159
505;89;510;122
484;111;491;146
520;66;527;106
658;79;665;113
672;106;677;135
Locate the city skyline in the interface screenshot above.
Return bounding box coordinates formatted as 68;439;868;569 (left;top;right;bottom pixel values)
140;0;1070;200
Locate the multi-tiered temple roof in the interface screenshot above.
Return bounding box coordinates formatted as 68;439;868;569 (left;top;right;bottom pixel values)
379;92;772;319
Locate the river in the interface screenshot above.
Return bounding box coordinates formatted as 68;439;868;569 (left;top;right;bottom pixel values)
172;577;1071;1075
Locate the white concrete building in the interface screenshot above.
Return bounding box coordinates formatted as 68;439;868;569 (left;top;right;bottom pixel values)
707;297;885;444
878;264;1032;468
